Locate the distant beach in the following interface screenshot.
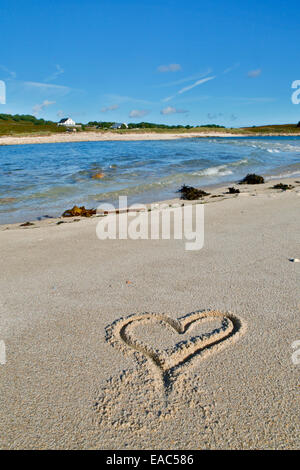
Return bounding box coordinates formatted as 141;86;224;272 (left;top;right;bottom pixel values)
1;130;300;146
0;131;247;146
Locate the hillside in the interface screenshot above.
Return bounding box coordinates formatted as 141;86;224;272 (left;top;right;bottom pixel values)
1;114;300;137
0;114;67;136
240;123;300;134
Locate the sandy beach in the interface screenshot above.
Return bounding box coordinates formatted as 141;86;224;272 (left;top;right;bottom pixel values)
1;131;300;146
0;131;244;146
0;178;299;449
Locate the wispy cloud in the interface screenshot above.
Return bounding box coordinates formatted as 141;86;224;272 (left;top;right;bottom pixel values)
44;64;64;82
247;69;262;78
207;112;223;120
178;76;216;94
163;76;216;102
32;100;55;116
0;65;16;79
25;81;70;91
157;63;182;73
129;109;150;118
104;94;154;106
216;96;276;106
101;104;119;112
155;69;212;88
222;63;240;75
57;110;65;118
233;96;275;103
160;106;188;115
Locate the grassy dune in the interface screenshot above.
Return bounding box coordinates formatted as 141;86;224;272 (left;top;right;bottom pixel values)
240;123;300;134
0;117;67;136
1;113;300;137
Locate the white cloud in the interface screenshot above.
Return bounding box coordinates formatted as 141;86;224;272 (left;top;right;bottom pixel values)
32;100;55;116
57;110;65;118
157;63;182;73
160;106;188;115
101;104;119;112
45;64;64;82
247;69;262;78
163;76;216;102
129;109;149;118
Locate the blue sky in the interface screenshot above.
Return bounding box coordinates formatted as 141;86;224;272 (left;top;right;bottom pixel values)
1;0;300;126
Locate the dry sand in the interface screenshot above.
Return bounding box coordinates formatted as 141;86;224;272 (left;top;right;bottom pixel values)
0;131;294;146
0;179;299;449
0;131;244;146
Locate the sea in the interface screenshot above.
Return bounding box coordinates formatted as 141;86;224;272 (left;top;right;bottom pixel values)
0;136;300;224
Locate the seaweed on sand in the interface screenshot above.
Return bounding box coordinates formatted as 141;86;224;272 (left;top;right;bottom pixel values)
272;183;294;191
62;205;96;217
239;174;265;185
20;221;34;227
177;185;210;200
227;187;240;194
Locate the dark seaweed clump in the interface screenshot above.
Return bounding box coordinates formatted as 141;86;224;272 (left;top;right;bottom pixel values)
227;187;240;194
272;183;294;191
239;174;265;185
20;221;34;227
62;205;96;217
177;184;210;200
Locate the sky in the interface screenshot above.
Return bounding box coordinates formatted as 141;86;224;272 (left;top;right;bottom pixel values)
0;0;300;127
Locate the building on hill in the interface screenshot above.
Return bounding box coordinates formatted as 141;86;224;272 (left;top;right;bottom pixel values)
57;117;76;127
110;122;128;129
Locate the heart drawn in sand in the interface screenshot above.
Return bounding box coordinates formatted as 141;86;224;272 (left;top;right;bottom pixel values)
106;310;245;378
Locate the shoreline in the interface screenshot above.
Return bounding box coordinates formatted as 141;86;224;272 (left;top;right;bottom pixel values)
1;130;300;146
1;175;299;229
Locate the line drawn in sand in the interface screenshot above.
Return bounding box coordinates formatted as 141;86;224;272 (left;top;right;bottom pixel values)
94;310;246;442
105;310;246;393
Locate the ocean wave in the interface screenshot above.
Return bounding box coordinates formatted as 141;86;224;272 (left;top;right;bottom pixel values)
268;170;300;179
193;166;233;177
192;159;249;177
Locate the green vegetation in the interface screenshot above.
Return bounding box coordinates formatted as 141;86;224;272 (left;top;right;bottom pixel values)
87;121;114;128
241;123;300;134
0;113;67;136
127;122;225;129
1;113;300;137
86;121;225;130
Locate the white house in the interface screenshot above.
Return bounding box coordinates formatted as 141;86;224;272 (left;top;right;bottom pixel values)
110;122;128;129
57;117;76;127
